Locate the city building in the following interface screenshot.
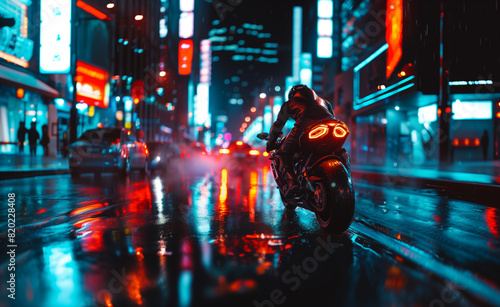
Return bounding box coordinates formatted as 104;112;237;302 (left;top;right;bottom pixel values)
324;0;500;167
0;0;59;155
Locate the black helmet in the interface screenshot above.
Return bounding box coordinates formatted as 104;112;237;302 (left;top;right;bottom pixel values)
288;84;308;101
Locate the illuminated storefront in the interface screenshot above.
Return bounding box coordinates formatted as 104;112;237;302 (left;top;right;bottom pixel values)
0;0;59;154
330;0;500;166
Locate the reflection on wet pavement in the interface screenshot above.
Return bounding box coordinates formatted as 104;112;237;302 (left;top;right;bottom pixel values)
0;165;496;307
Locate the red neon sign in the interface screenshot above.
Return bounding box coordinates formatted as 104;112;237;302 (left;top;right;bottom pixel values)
386;0;403;79
76;0;109;20
76;61;109;108
178;39;194;75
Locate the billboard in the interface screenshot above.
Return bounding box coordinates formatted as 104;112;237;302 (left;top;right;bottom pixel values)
178;39;193;75
0;0;34;68
75;61;109;108
39;0;72;73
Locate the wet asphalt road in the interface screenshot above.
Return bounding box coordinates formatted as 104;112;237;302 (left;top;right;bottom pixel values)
1;160;499;307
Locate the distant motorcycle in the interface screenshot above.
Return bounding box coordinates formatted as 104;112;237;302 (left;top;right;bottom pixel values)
258;119;355;234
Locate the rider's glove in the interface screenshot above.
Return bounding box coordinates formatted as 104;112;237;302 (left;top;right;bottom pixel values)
266;141;275;153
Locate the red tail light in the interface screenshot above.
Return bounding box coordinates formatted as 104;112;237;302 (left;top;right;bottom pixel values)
249;149;260;156
308;123;348;139
333;126;347;138
309;125;328;139
220;148;230;154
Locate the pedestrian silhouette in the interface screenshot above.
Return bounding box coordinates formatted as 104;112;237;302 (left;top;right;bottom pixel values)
17;121;27;155
27;122;40;156
481;130;489;161
40;124;50;156
61;131;69;158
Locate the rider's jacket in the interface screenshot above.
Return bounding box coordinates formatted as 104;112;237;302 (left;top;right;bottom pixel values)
268;88;335;145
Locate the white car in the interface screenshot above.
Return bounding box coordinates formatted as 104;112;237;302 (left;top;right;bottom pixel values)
68;127;149;178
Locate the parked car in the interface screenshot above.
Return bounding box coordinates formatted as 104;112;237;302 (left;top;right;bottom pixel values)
68;127;149;178
147;141;181;172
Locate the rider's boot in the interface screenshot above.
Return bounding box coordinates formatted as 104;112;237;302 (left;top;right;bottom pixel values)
283;171;300;199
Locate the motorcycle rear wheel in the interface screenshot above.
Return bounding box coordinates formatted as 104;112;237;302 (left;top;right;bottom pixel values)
313;179;354;234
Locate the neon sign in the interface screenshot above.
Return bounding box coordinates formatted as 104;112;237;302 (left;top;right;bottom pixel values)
178;39;193;75
76;61;109;108
40;0;72;73
0;0;34;67
386;0;403;78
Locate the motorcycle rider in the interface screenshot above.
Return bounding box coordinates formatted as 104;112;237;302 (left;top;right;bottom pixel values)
266;84;350;199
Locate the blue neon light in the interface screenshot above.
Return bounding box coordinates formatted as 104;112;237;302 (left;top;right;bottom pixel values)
354;43;388;72
358;75;415;104
354;83;415;110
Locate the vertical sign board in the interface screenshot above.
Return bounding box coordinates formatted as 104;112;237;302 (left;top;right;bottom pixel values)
40;0;72;73
300;53;312;87
292;7;302;82
179;39;193;75
386;0;403;79
180;0;194;12
0;0;34;68
76;61;109;108
195;83;209;126
317;0;333;58
200;39;211;84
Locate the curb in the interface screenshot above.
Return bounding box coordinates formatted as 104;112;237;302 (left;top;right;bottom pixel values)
0;169;69;180
352;170;500;201
350;221;500;307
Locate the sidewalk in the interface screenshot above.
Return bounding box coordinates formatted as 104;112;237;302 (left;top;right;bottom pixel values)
0;154;69;179
352;160;500;200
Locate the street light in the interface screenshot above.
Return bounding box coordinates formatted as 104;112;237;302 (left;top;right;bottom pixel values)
259;93;267;99
135;15;144;21
250;107;256;112
106;3;115;9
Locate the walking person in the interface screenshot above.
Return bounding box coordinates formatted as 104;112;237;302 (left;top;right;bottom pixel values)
28;122;40;156
17;121;27;154
40;124;50;157
61;131;69;158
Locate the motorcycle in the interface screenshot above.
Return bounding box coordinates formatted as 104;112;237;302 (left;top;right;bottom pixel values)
258;119;355;234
